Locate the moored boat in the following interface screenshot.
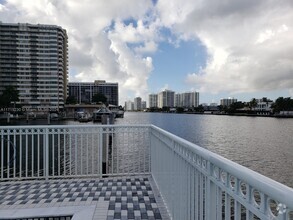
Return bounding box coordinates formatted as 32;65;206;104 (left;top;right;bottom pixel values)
92;106;114;122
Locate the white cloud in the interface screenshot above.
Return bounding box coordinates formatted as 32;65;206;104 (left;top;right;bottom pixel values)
0;3;5;11
156;0;293;96
134;41;158;54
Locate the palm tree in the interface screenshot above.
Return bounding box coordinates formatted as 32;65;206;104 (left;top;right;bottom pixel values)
0;86;19;108
249;98;257;111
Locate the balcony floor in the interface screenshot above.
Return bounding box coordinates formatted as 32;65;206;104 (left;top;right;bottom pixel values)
0;175;169;220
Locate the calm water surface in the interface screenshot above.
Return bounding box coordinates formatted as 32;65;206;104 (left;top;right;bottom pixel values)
4;112;293;188
115;112;293;188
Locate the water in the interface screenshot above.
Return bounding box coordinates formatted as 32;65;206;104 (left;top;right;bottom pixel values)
115;112;293;188
2;112;293;188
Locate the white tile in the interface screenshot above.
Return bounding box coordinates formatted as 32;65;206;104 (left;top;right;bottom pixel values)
134;210;140;216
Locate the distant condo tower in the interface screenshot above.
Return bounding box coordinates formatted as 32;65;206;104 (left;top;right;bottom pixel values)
0;22;68;112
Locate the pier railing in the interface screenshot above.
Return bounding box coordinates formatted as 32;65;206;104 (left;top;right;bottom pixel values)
150;125;293;220
0;125;150;179
0;124;293;219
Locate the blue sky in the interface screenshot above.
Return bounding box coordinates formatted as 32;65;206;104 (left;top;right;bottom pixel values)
0;0;292;105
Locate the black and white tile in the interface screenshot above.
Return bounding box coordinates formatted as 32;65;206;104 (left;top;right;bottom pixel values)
0;176;167;220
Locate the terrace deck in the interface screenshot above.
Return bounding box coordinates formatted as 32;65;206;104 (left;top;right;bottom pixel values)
0;175;170;220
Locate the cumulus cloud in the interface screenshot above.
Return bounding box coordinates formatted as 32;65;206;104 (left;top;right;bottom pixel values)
0;0;155;103
156;0;293;95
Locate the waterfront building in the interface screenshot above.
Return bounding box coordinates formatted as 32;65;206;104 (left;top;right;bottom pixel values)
158;89;175;108
175;92;199;108
141;101;147;110
134;97;142;111
68;80;118;106
220;98;237;107
175;94;181;108
148;94;158;108
0;22;68;112
255;97;273;112
124;100;134;111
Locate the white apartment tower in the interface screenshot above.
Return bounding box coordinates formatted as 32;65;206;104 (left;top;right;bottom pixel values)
148;94;158;108
0;22;68;111
220;98;237;107
158;90;175;108
134;97;142;111
124;100;134;111
175;92;199;108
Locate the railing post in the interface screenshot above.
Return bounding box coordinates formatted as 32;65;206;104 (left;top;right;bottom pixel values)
206;162;217;219
99;127;103;177
45;128;49;180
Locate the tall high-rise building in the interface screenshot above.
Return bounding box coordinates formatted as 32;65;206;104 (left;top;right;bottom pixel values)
141;101;146;110
0;22;68;111
175;92;199;108
68;80;118;105
124;100;134;111
148;94;158;108
220;98;237;107
158;90;175;108
134;97;142;111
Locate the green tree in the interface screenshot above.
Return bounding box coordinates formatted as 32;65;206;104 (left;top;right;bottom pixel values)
92;93;107;104
194;105;204;112
176;107;184;113
227;101;245;113
162;106;170;112
271;97;293;113
0;86;19;107
249;98;257;110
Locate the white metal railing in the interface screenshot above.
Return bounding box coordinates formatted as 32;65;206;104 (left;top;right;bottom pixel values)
0;125;150;180
150;125;293;220
0;124;293;219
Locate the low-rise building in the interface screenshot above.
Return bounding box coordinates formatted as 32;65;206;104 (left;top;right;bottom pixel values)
255;97;273;112
68;80;118;106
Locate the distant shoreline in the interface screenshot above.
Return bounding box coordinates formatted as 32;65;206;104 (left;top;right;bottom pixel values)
0;111;292;125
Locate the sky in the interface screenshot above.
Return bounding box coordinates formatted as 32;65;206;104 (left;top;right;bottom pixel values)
0;0;293;105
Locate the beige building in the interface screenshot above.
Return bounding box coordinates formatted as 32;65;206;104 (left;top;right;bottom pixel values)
0;22;68;112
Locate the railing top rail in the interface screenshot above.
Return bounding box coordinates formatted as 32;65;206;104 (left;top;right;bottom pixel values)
150;125;293;208
0;124;151;129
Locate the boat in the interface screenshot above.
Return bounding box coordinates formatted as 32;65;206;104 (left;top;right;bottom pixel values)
78;112;92;122
92;106;114;123
74;111;91;122
108;105;124;118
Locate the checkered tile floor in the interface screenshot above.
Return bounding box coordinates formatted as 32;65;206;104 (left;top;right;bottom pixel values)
0;176;169;220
